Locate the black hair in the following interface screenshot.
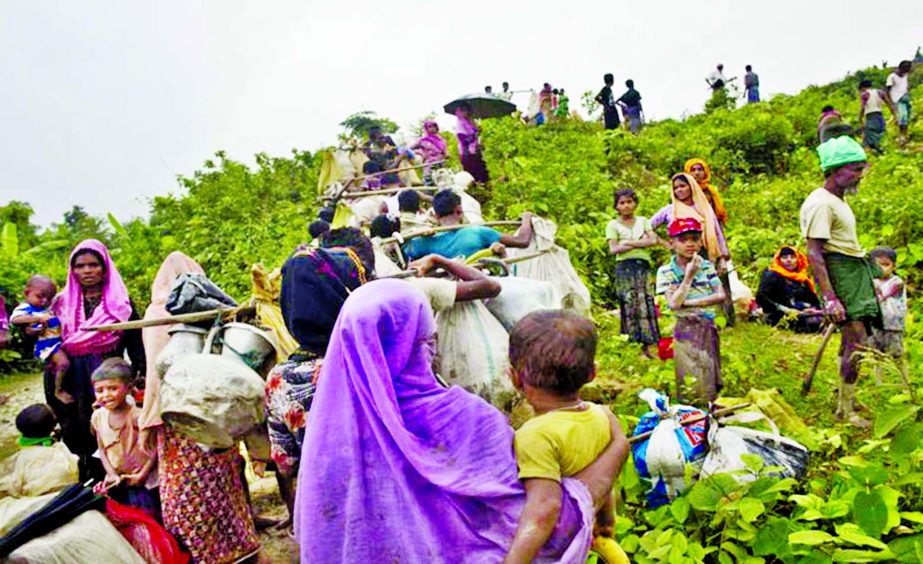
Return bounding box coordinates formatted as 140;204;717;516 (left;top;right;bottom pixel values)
398;190;421;213
899;60;912;69
321;228;376;274
362;161;382;174
614;188;638;207
369;215;400;239
821;105;835;113
869;246;897;263
625;79;634;88
825;123;854;139
16;404;56;439
318;207;335;223
778;246;797;257
552;88;559;95
745;65;752;71
308;220;330;239
485;85;493;92
432;189;462;218
859;79;873;89
70;248;104;269
603;73;614;84
509;310;597;396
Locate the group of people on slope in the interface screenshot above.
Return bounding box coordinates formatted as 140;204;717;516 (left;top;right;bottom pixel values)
705;63;761;104
596;73;644;133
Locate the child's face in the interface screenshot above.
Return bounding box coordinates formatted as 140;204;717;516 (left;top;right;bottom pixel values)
875;256;895;278
24;284;54;308
672;232;703;259
616;196;637;217
93;378;131;410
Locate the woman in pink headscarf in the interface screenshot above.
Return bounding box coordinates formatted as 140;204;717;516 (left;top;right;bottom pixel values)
51;239;146;480
455;102;490;185
411;120;449;185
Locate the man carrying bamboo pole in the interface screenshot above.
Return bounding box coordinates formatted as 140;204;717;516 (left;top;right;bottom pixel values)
402;190;533;261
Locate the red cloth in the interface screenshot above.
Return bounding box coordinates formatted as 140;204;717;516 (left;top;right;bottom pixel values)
106;499;190;564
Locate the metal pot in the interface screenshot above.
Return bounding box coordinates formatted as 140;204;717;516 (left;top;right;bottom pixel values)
155;324;209;378
203;322;277;377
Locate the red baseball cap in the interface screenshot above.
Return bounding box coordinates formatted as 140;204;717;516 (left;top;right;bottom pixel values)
668;218;703;237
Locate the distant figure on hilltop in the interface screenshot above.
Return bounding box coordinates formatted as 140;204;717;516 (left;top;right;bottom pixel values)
498;81;513;101
858;79;898;154
595;73;620;130
554;88;570;119
706;64;729;91
617;79;643;134
885;61;913;146
485;85;493;94
744;65;760;103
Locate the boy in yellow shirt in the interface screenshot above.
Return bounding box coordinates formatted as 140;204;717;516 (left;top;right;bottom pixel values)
505;310;628;563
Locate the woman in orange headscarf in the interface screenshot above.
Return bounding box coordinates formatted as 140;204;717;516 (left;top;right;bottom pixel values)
756;246;824;333
684;158;727;226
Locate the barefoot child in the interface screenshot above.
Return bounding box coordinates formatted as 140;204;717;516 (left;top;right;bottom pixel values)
606;188;660;358
869;247;907;379
656;218;726;402
10;275;71;403
90;358;160;519
505;310;629;563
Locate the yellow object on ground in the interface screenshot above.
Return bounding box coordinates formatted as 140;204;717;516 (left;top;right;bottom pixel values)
588;536;631;564
251;263;298;362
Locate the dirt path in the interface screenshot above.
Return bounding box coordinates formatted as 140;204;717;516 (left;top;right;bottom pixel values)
0;373;296;562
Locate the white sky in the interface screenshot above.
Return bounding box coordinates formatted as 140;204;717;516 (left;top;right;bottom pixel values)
1;1;919;227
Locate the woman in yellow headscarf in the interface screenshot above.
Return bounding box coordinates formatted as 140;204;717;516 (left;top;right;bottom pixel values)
684;158;727;226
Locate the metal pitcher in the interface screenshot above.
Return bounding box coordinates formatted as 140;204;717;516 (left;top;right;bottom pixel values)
203;322;277;377
155;324;209;378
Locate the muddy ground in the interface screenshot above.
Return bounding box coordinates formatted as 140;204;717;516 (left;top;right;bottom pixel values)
0;373;295;563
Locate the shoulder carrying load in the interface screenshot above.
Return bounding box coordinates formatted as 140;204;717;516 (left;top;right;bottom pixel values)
160;353;265;449
441;170;485;224
506;216;592;317
435;300;513;406
485;277;560;331
631;389;709;508
371;241;404;276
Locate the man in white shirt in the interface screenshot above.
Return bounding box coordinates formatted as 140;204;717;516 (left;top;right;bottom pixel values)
706;64;729;91
885;60;913;146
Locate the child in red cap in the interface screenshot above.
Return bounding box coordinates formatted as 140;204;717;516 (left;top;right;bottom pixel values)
655;218;727;402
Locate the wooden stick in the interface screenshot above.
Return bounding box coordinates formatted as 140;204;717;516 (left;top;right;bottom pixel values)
801;323;837;395
627;402;751;444
83;304;253;332
321;160;447;202
495;250;551;265
380;221;523;245
343;186;440;199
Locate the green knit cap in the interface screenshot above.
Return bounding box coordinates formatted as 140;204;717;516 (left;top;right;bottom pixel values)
90;357;132;383
817;136;867;171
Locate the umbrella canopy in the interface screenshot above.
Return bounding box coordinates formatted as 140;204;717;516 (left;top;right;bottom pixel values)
444;94;516;119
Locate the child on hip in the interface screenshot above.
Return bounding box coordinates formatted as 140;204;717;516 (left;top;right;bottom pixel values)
10;275;71;403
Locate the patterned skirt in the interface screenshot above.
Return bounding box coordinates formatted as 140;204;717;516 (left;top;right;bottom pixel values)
673;316;723;402
159;426;260;563
613;259;660;346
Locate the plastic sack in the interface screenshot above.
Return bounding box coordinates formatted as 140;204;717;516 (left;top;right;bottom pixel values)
0;496;144;564
507;217;592;317
346;195;388;226
160;353;265;449
251;263;298;362
435;300;513;405
630;389;708;508
372;241;404;276
701;423;809;483
484;277;560;331
106;499;189;564
727;264;754;315
0;443;78;498
165;273;237;316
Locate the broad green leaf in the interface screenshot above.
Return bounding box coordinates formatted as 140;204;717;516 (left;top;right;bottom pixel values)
835;523;888;549
887;534;923;563
853;490;888;537
890;424;923;456
752;518;790;556
873;405;919;439
670;496;690;524
831;548;897;562
900;512;923;524
108;212;129;238
789;530;835;545
741;453;764;473
847;464;889;487
738;497;765;523
1;222;18;256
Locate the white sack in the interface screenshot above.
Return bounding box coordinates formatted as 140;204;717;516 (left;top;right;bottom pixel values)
485;277;560;331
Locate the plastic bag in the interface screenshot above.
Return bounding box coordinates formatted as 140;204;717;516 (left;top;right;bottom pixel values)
0;443;79;498
106;499;189;564
507;217;592;317
165;274;237;316
630;389;708;508
701;423;809;483
435;300;513;405
727;264;754;315
160;353;265;449
0;496;144;564
484;277;560;331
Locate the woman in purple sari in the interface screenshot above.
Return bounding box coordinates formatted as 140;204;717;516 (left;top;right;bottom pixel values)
456;102;490;185
295;279;623;563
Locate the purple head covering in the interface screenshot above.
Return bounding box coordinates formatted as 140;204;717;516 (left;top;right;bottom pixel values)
455;108;480;155
295;279;594;562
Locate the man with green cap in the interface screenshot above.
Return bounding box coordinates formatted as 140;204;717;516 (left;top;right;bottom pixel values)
800;136;881;427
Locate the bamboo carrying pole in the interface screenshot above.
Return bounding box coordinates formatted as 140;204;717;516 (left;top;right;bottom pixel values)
322;160;447;202
343;186;440;199
627;402;752;444
83;304;254;332
379;221;523;245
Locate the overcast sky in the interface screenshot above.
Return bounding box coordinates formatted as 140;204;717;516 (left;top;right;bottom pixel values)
1;1;919;227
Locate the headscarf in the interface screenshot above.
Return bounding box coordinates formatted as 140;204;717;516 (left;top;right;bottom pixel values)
670;173;722;262
769;246;816;293
419;120;448;155
684;158;728;224
817;136;867;172
295;280;594;562
55;239;132;356
455;108;479;154
139;251;205;431
281;248;368;356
